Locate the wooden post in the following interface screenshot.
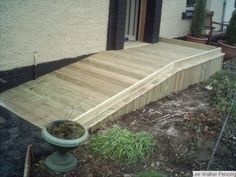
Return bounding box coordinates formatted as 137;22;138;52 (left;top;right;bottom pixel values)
33;52;37;80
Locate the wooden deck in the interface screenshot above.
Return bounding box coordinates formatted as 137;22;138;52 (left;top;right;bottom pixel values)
0;38;224;129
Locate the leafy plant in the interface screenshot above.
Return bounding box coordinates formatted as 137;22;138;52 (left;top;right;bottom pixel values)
231;101;236;117
190;0;207;37
136;170;167;177
223;99;236;139
225;10;236;45
208;71;236;113
90;126;155;164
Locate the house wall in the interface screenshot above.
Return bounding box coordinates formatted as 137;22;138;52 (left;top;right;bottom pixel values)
0;0;110;71
206;0;235;30
224;0;235;23
206;0;224;30
159;0;191;38
159;0;235;38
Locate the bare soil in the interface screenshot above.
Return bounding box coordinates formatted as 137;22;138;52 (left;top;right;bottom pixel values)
31;84;235;177
73;84;222;177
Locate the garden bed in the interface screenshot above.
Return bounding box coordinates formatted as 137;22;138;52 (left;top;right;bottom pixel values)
30;59;236;177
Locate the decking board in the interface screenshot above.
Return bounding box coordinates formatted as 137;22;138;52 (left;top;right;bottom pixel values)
0;38;223;128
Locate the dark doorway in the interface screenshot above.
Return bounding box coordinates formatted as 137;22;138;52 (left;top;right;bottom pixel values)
125;0;140;41
107;0;163;50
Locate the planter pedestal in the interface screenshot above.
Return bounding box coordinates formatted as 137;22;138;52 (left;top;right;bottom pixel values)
44;151;77;173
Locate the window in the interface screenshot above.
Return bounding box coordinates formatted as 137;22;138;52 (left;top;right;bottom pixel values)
182;0;196;19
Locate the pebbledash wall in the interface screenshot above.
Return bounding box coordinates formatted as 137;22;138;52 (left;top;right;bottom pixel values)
159;0;235;38
223;0;236;23
0;0;109;71
160;0;191;38
206;0;235;30
1;0;235;74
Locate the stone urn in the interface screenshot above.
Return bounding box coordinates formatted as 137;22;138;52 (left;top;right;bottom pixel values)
41;120;89;173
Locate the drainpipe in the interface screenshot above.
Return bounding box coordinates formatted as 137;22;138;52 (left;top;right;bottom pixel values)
221;0;226;31
33;51;37;80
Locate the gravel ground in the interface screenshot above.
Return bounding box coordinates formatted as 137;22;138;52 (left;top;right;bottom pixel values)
0;106;53;177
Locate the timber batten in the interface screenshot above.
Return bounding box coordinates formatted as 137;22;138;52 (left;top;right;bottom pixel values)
0;38;223;129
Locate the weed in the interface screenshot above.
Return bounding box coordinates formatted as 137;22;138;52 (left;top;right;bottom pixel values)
47;120;85;139
208;70;236;152
136;170;167;177
208;71;236;113
90;126;155;164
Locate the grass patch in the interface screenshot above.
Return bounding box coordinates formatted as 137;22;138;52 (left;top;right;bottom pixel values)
136;170;167;177
90;126;155;164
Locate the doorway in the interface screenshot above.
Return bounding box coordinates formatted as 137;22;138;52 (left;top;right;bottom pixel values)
106;0;163;50
125;0;140;41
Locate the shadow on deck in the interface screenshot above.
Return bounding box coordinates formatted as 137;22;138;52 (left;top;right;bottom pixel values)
0;38;224;129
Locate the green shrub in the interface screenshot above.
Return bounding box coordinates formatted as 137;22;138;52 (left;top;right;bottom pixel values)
90;126;155;164
229;100;236;130
209;71;236;113
190;0;207;37
232;101;236;116
226;10;236;45
136;170;167;177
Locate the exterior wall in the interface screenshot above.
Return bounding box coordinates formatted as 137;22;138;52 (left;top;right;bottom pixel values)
159;0;235;38
0;0;109;71
206;0;235;30
206;0;224;30
224;0;235;23
160;0;191;38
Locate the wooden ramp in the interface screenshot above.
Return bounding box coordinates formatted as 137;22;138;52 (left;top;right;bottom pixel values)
0;38;223;129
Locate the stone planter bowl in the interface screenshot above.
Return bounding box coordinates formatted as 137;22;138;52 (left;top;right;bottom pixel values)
41;120;89;173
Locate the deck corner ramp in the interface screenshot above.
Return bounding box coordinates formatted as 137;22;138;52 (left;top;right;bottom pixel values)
73;41;223;130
